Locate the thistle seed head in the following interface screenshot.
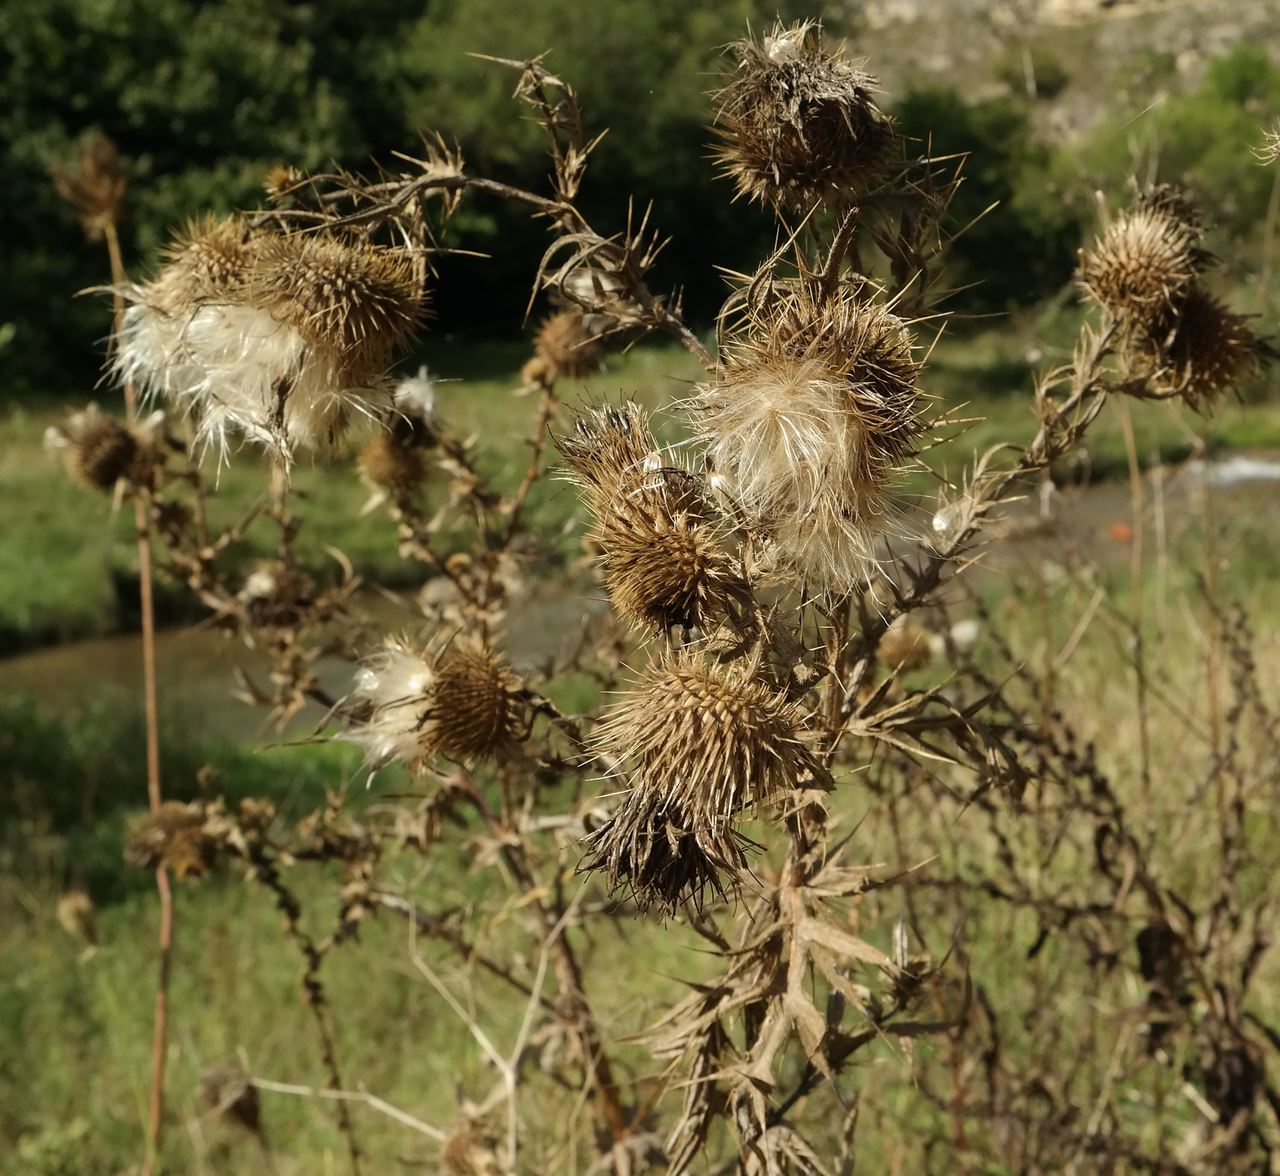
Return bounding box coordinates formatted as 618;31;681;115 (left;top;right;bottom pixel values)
44;404;154;492
532;308;605;383
879;614;932;673
579;796;753;914
343;637;524;772
359;431;427;504
237;560;314;629
50;133;126;241
250;234;425;365
1145;286;1271;409
595;482;742;634
152;215;258;313
713;21;897;211
1078;206;1200;330
594;651;820;827
556;401;660;501
694;282;923;590
123;801;218;880
560;403;743;633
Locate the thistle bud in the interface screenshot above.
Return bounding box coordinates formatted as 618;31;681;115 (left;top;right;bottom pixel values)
713;21;897;211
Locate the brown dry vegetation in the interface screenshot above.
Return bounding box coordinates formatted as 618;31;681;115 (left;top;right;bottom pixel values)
8;19;1280;1176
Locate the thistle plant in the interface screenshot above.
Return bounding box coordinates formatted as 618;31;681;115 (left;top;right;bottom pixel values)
49;20;1280;1175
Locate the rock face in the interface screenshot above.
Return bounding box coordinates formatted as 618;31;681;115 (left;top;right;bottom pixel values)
850;0;1278;141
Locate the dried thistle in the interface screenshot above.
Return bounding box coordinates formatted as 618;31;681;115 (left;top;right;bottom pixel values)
249;234;425;366
526;308;605;386
123;801;219;880
200;1063;262;1135
559;404;744;632
1078;205;1200;330
115;227;425;462
1145;285;1272;409
580;796;754;914
358;430;427;505
358;369;438;505
879;614;932;672
713;21;896;211
237;560;315;629
343;637;525;772
43;403;158;492
596;651;820;823
694;280;923;590
582;652;823;909
55;890;98;947
556;401;657;499
50;132;126;241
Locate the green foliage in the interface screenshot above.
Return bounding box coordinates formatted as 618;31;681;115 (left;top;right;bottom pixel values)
0;0;795;398
0;693;369;902
1061;44;1280;253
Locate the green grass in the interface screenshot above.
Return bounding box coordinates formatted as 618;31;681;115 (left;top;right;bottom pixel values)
3;331;1278;656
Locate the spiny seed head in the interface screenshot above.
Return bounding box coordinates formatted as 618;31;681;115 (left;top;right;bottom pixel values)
695;282;923;590
50;132;126;241
594;651;820;827
431;645;524;762
1078;207;1200;330
595;482;742;634
56;891;98;946
713;21;897;211
532;308;605;383
200;1064;262;1134
1145;286;1272;410
150;214;258;314
343;637;524;772
44;404;152;492
359;431;426;504
123;801;218;880
250;234;425;363
556;401;659;500
579;796;753;914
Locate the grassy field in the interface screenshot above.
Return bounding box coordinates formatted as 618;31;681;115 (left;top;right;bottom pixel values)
5;329;1280;653
5;321;1280;1171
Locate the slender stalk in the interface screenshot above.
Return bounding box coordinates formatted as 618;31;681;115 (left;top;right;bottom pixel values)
104;220;170;1176
1117;400;1152;801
